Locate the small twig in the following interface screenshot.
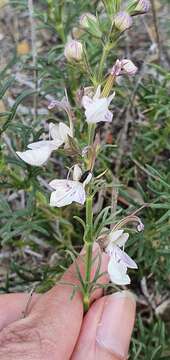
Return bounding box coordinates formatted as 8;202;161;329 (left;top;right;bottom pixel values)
22;286;36;318
2;133;17;156
24;246;43;259
130;203;149;216
37;176;52;190
110;191;118;230
141;277;156;310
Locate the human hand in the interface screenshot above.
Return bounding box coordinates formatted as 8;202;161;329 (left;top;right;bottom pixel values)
0;244;136;360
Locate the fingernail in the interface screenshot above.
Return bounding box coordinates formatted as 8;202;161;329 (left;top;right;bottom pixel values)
96;291;136;359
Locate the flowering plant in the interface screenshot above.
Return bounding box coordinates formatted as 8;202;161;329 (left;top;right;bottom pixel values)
16;0;150;311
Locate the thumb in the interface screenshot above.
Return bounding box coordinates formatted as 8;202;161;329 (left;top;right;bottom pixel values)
72;291;136;360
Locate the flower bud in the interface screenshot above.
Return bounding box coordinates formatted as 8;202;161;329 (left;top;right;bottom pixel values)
114;11;133;32
137;222;144;232
79;12;97;28
73;164;82;181
111;59;122;76
111;59;138;76
64;40;83;62
79;12;102;38
121;59;138;75
133;0;150;14
72;27;84;39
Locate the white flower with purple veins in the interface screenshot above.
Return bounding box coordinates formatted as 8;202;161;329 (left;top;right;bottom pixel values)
16;122;72;166
82;85;115;124
105;229;138;285
49;165;92;207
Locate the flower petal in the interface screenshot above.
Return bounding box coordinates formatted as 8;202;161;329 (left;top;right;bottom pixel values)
82;95;93;109
49;123;61;141
59;122;73;142
104;109;113;122
83;172;92;187
73;164;82;181
28;140;57;150
108;229;124;243
93;85;101;100
50;189;73;207
72;184;86;204
107;92;115;105
49;180;85;207
116;233;129;247
85;98;108;123
115;247;138;269
16;145;53;166
108;257;131;285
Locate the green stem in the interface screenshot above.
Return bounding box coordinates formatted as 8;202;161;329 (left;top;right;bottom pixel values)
83;196;93;312
97;44;110;82
88;124;96;147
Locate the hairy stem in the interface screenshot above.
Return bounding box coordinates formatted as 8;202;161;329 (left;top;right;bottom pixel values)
97;43;110;82
83;196;93;312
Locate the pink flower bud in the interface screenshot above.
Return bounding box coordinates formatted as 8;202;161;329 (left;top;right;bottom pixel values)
114;11;133;32
111;59;138;76
111;59;122;76
137;222;144;232
121;59;138;75
134;0;150;14
79;12;97;28
64;40;83;62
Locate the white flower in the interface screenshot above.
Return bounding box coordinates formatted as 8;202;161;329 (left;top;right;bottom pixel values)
82;85;115;124
49;165;92;207
105;229;138;285
16;122;72;166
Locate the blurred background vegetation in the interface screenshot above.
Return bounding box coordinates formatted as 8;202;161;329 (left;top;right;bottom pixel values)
0;0;170;358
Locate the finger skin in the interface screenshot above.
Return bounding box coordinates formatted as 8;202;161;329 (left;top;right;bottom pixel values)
0;293;40;331
71;293;136;360
0;244;109;360
0;244;108;331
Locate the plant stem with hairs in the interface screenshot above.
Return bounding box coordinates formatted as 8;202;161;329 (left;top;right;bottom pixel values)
83;195;93;312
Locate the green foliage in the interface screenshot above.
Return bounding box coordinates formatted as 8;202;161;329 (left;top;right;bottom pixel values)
131;316;167;359
0;0;170;357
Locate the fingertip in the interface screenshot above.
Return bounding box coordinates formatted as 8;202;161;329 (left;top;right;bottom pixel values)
96;291;136;359
72;291;136;360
